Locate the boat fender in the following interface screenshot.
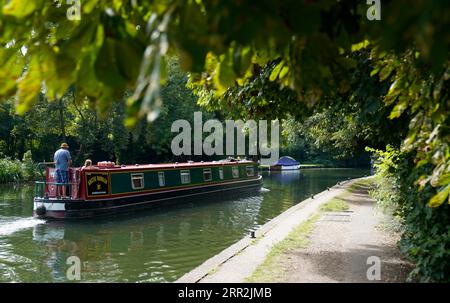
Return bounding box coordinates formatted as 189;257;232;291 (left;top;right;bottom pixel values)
36;205;46;216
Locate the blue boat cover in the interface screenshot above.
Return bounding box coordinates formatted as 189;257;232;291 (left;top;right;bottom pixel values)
273;156;299;166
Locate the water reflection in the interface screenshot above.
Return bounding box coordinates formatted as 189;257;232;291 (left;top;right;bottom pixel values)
25;191;264;282
0;168;369;282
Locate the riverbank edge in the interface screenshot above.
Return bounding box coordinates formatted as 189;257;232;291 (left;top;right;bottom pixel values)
176;176;369;283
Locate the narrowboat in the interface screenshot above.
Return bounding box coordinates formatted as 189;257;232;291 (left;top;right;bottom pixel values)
33;159;262;219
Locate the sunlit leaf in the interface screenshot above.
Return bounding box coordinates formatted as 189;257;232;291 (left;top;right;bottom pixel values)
269;60;284;82
215;54;236;94
2;0;41;19
389;99;408;119
351;40;370;52
279;66;289;80
16;56;41;114
233;46;252;77
0;49;24;96
370;68;379;77
428;184;450;208
379;65;394;81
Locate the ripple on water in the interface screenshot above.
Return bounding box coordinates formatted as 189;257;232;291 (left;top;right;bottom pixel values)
0;217;45;237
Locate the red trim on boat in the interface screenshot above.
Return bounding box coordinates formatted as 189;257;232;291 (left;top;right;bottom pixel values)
81;160;255;172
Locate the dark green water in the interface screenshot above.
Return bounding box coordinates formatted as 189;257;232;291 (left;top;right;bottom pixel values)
0;168;369;282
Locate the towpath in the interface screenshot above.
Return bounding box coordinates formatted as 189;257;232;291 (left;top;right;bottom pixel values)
276;182;413;282
177;178;413;283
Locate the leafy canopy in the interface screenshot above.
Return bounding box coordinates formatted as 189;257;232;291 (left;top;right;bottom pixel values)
0;0;449;206
1;1;448;119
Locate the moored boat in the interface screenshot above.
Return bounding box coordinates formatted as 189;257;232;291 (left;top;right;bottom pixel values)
33;159;262;219
270;156;301;171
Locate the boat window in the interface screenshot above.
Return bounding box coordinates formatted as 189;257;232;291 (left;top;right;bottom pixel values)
158;172;165;187
232;166;239;178
246;166;255;176
219;167;224;180
203;168;212;181
131;173;144;190
180;170;191;184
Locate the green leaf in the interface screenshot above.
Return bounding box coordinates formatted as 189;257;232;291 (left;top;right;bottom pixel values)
269;60;284;81
115;40;143;83
370;68;379;77
160;55;168;85
94;38;127;87
78;55;100;97
215;53;236;94
39;47;74;100
428;184;450;208
96;86;114;115
438;174;450;187
83;0;99;14
2;0;40;19
415;159;429;168
351;40;370;52
233;46;252;77
16;56;41;114
379;65;394;81
0;49;24;96
389;99;408;119
279;66;289;80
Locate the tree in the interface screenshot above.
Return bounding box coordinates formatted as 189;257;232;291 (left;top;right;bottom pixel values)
0;0;449;280
1;1;448;120
0;57;213;165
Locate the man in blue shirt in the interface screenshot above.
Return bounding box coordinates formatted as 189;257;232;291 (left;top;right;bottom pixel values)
54;143;72;198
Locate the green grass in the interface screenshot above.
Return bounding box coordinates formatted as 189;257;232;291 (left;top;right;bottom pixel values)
347;178;374;192
245;214;321;282
320;197;349;212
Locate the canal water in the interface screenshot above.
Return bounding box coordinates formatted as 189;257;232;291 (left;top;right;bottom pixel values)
0;168;369;282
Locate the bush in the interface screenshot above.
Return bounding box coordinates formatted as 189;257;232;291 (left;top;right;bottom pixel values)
368;145;450;282
0;150;37;183
367;146;404;216
22;150;37;180
0;157;23;183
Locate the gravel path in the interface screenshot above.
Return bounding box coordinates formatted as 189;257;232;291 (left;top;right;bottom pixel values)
177;179;413;283
281;186;413;282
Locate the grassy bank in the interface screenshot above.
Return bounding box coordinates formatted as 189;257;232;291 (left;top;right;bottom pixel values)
245;214;321;282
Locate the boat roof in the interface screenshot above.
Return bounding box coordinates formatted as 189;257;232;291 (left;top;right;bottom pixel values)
273;156;299;166
80;159;256;171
